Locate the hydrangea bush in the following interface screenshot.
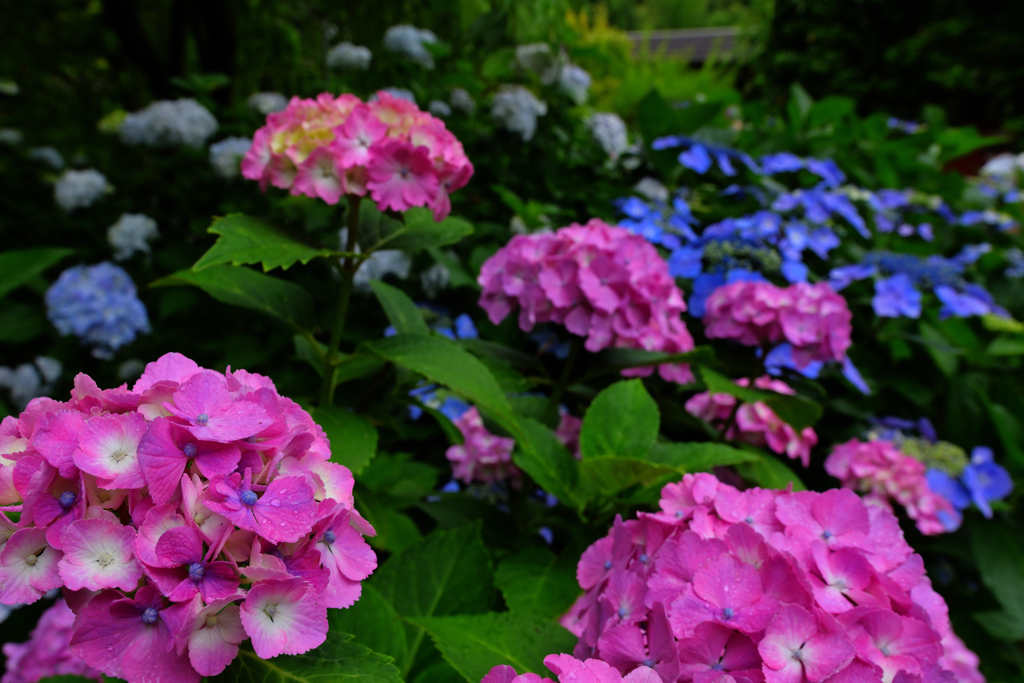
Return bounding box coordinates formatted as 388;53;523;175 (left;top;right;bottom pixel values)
3;17;1024;683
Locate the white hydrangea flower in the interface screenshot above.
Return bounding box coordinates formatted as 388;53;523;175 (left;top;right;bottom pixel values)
515;43;555;75
491;86;547;142
0;128;22;145
421;261;450;299
428;100;451;117
54;169;109;211
247;92;288;115
120;99;218;148
450;88;476;115
634;177;669;203
587;113;628;160
29;146;64;169
326;42;372;70
0;357;61;410
353;250;412;290
383;25;438;69
208;136;252;179
558;64;591;104
981;152;1024;180
107;213;159;261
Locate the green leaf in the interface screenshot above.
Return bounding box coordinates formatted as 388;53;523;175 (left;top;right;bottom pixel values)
193;214;337;272
294;334;327;377
312;406;378;475
151;265;314;331
360;204;473;253
985;335;1024;356
330;584;410;667
971;521;1024;639
0;247;73;298
410;612;575;683
597;346;715;373
211;634;403;682
647;441;760;471
368;335;516;436
579;380;659;461
334;352;388;387
372;523;495;676
982;314;1024;334
918;322;959;377
356;489;423;553
370;280;429;336
513;417;584;510
494;547;581;619
579;457;678;497
736;455;806;491
789;83;814;121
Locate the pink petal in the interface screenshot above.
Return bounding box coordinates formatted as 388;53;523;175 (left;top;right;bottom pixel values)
240;578;327;658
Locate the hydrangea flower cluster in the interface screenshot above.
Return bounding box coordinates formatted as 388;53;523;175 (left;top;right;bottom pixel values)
446;407;581;486
478;220;696;384
825;439;960;535
45;263;150;359
247;92;288;115
550;473;983;682
382;25;438;68
119;99;218;148
54;169;108;211
107;213;159;261
242;91;473;220
685;376;818;467
2;599;102;683
830;250;1006;320
208;136;253;179
587;113;629;161
326;42;372;70
926;447;1014;521
703;280;852;369
29;145;64;169
0;354;377;682
491;86;548;142
0;357;61;410
484;654;659;683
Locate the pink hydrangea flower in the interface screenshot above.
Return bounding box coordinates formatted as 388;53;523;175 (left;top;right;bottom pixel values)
478;220;696;384
1;599;102;683
704;281;852;368
445;406;583;486
241;91;472;218
0;353;377;683
825;439;959;535
539;473;982;683
686;377;818;467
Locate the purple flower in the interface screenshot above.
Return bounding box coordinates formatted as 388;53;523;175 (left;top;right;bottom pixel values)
805;158;846;187
828;264;876;291
934;285;990;319
760;152;804;174
668;246;704;279
871;274;922;318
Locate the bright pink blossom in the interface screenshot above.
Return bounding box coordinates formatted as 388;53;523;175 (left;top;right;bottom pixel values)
240;577;328;658
241;91;472;217
446;407;519;485
0;353;376;683
1;599;102;683
686;377;818;467
704;281;852;367
825;439;958;536
478;220;696;384
541;473;981;683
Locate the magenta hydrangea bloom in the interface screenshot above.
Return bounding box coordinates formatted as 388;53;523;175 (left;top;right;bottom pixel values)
445;406;583;486
0;353;377;683
686;376;818;467
533;472;983;683
241;91;473;219
825;438;959;536
478;220;696;384
704;281;852;368
2;598;103;683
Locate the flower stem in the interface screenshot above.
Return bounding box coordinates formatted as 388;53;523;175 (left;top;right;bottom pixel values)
320;194;362;407
545;338;582;424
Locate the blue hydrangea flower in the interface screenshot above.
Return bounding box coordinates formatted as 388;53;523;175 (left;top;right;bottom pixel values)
45;262;150;359
760;152;804;174
872;274;922;318
805;158;846;187
934;285;992;319
829;263;877;290
668;246;704;279
679;144;713;174
927;446;1013;518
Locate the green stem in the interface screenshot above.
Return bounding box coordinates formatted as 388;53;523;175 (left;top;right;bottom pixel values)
545;338;582;422
320;194;362;407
